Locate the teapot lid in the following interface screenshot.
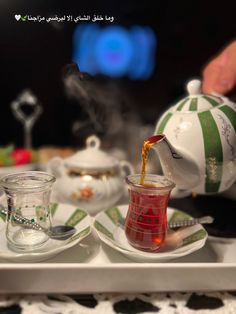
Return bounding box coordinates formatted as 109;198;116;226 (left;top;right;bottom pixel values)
173;79;224;112
64;135;119;170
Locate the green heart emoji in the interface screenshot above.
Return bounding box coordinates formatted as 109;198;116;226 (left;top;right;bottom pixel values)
21;15;27;22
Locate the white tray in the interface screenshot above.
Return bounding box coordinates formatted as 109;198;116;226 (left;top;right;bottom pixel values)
0;230;236;294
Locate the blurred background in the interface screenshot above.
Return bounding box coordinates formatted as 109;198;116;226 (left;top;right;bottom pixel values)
1;0;236;235
0;0;236;156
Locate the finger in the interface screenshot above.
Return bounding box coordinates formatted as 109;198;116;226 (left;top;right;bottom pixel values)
210;68;235;95
202;41;236;95
202;58;223;94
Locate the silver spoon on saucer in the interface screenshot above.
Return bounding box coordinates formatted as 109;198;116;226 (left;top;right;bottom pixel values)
118;215;214;229
168;216;214;229
0;206;76;240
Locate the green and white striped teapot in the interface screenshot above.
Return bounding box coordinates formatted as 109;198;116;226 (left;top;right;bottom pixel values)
154;79;236;196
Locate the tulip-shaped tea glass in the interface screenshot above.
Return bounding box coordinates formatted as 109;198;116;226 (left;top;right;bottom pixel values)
0;171;56;252
125;174;175;252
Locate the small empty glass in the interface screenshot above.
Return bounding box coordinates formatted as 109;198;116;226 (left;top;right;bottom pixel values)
0;171;56;252
125;174;175;252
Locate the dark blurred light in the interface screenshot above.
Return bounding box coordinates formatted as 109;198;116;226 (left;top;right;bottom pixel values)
72;23;157;80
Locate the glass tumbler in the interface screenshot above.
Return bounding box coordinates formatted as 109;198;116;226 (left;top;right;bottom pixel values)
0;171;56;252
125;174;175;252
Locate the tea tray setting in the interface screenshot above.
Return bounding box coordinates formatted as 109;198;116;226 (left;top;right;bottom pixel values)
0;204;236;294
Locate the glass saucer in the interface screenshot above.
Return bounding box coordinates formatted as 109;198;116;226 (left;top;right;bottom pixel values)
0;203;91;262
94;204;208;262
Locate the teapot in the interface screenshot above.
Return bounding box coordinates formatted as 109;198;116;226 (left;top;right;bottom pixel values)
153;79;236;197
48;135;133;215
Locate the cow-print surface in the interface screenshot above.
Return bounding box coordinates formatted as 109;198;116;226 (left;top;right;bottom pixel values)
0;292;235;313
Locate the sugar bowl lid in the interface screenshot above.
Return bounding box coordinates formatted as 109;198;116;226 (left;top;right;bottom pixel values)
173;79;224;112
64;135;119;170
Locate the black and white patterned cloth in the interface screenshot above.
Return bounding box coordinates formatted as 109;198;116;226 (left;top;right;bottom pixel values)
0;292;236;313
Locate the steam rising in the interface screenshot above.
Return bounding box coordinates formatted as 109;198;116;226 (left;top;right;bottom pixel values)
63;64;138;136
62;64;155;171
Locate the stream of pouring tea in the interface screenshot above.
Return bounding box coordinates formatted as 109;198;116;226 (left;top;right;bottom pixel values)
139;135;164;185
140;138;155;185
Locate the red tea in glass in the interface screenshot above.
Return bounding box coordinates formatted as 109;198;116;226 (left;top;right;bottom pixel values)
125;175;175;252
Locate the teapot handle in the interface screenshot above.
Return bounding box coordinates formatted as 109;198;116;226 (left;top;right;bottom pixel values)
120;160;134;178
47;157;65;178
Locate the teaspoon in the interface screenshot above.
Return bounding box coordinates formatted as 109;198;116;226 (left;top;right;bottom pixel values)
118;215;214;229
168;216;214;229
0;205;76;240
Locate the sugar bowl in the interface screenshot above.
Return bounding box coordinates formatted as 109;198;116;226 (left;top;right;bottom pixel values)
48;135;133;215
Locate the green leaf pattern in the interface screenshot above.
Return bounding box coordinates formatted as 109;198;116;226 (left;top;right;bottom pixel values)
65;209;87;227
105;207;123;225
68;226;91;243
182;229;207;246
94;221;114;240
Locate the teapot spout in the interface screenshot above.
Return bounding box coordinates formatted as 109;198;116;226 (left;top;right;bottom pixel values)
149;135;200;190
